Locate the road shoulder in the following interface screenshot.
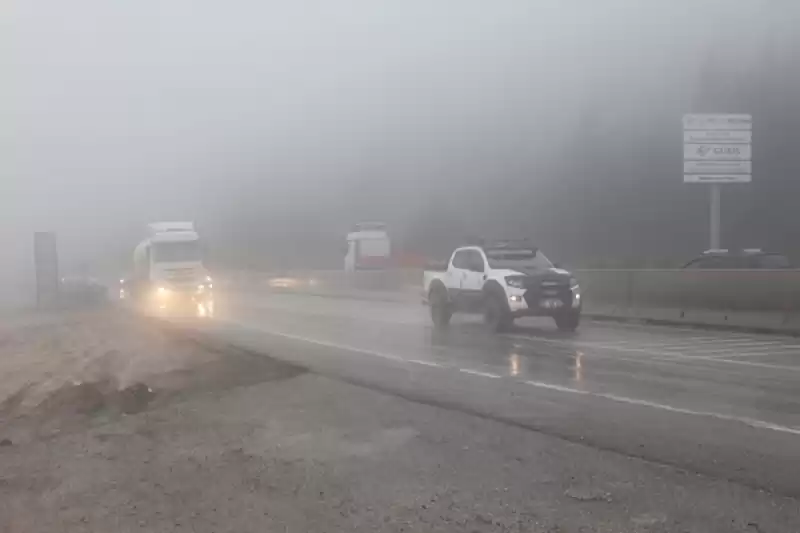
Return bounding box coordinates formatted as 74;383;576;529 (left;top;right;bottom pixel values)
1;311;798;532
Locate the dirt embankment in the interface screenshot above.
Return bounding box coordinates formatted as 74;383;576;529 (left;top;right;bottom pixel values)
0;310;304;436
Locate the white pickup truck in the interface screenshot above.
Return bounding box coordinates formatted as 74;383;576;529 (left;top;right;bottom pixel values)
423;243;581;332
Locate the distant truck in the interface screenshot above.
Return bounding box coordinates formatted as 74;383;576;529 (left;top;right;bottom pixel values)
125;222;213;316
423;241;582;332
344;222;391;272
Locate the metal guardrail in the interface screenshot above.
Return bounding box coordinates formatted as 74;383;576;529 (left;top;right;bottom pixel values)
223;269;800;333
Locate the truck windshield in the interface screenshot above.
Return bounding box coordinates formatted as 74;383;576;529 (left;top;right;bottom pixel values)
152;241;201;263
486;250;553;270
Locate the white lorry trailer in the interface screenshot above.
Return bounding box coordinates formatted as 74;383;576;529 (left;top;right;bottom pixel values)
344;222;391;272
127;222;213;315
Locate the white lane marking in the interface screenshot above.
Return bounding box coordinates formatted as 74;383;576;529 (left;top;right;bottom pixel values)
229;309;800;373
459;369;502;378
704;340;786;348
671;348;732;355
742;345;800;353
219;318;800;436
523;380;800;436
235;298;799;366
652;338;770;349
613;336;736;345
583;319;768;339
664;343;799;356
676;336;745;343
409;359;443;368
246;326;408;362
636;342;714;350
235;297;426;326
502;333;800;372
503;333;697;359
703;352;780;360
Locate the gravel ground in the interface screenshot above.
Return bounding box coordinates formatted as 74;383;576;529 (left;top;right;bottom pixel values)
0;310;798;532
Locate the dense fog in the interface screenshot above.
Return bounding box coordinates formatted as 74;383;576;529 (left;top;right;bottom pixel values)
4;0;800;301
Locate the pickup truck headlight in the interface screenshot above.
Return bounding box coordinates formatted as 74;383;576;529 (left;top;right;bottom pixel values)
505;276;526;289
570;278;581;301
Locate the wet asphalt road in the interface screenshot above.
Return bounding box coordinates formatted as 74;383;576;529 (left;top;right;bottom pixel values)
187;291;800;498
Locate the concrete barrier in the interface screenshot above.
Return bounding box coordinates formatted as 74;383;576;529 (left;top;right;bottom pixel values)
223;268;800;334
223;269;421;304
575;269;800;333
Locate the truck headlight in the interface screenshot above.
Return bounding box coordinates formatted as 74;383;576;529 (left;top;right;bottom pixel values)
157;286;167;295
505;276;526;289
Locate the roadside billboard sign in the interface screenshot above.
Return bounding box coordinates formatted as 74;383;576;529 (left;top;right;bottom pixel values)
684;160;751;174
683;113;752;130
683;143;751;161
683;174;751;183
682;113;752;249
683;130;751;144
683;114;752;184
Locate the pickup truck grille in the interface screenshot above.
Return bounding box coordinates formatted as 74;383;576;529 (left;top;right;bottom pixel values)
523;281;572;308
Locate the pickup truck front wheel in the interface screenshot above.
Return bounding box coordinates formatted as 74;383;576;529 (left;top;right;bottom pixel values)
429;287;452;329
484;292;513;333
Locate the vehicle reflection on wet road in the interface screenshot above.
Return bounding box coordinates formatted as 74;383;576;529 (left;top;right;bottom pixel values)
186;291;800;496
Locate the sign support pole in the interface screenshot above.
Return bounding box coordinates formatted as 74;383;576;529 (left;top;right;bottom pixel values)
710;183;721;249
683;114;751;250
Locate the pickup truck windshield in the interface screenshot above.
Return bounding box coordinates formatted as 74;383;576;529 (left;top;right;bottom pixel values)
485;250;553;270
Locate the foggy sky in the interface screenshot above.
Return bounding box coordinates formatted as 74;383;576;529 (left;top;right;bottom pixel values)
3;0;790;292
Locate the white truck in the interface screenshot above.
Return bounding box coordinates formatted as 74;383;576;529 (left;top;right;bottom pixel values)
344;222;391;272
423;242;581;332
125;222;213;315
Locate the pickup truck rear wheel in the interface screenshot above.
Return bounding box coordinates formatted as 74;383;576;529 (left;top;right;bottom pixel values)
429;287;452;329
554;310;580;332
484;292;513;333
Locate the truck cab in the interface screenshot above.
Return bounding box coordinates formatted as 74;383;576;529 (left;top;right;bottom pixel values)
131;222;213;315
423;242;581;332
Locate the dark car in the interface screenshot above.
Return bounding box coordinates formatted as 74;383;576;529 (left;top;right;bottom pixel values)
682;249;791;269
59;276;109;307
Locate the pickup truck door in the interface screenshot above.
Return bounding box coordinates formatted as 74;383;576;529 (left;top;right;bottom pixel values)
460;250;487;308
448;250;471;304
